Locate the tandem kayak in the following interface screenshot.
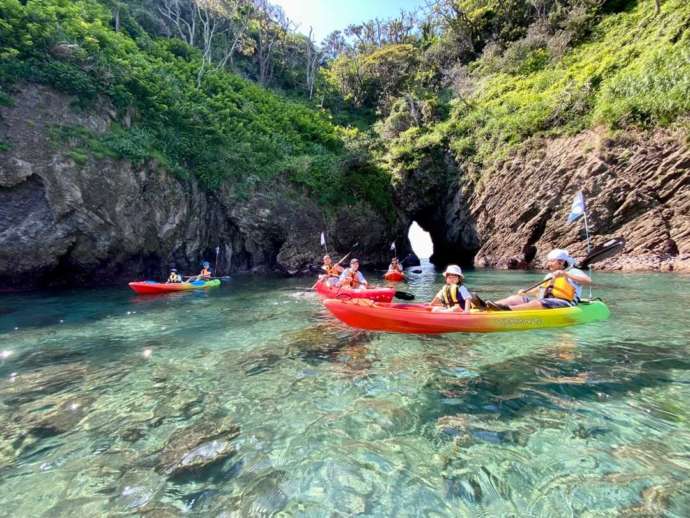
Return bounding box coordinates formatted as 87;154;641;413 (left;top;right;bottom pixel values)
314;279;395;303
383;271;405;282
128;279;221;294
323;299;610;334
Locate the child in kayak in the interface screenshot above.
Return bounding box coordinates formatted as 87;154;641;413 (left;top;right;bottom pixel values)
487;249;591;310
338;258;368;289
431;265;472;312
320;254;344;286
387;257;404;274
166;268;182;283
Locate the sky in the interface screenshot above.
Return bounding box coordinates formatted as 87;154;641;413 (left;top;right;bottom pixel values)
272;0;425;42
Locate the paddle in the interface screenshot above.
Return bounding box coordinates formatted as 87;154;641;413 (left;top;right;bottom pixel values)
394;290;415;300
521;237;625;293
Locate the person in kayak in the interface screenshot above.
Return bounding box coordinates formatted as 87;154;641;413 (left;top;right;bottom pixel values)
487;249;591;310
338;258;368;289
320;254;344;286
430;265;472;312
166;268;182;284
387;257;404;274
189;261;212;282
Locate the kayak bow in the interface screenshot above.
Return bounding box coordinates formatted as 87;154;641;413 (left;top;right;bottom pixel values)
383;271;406;282
324;299;609;334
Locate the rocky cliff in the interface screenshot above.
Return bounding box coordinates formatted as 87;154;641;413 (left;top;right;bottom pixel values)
395;128;690;273
0;84;407;289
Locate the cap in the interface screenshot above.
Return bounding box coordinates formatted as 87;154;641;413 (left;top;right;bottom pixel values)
546;249;575;267
443;265;464;278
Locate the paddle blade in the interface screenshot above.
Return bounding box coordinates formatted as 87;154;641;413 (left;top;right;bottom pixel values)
394;291;415;301
578;237;625;268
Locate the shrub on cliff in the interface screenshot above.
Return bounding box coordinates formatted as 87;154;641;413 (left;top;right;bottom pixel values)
0;0;394;219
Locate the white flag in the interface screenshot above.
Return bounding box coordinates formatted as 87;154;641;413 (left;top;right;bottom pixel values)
390;241;396;251
567;191;586;223
320;232;326;247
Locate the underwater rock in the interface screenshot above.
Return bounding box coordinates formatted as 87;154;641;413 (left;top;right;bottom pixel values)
156;418;240;476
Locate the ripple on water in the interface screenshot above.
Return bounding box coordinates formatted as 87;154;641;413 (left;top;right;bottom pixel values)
0;272;689;515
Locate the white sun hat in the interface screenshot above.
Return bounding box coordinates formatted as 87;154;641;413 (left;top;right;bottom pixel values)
546;249;575;267
443;265;464;278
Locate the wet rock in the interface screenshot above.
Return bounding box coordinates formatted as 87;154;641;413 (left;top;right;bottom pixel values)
156;418;240;476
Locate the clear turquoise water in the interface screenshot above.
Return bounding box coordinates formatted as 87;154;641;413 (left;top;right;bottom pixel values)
1;265;689;516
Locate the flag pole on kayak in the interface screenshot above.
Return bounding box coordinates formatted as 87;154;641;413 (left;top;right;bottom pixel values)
567;191;593;297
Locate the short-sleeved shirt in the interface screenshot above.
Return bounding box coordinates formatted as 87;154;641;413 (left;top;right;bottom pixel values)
339;269;367;286
540;267;585;300
435;284;471;308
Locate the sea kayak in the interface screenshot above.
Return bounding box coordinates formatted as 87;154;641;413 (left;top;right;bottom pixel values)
314;279;395;303
383;271;405;282
324;299;610;334
128;279;221;295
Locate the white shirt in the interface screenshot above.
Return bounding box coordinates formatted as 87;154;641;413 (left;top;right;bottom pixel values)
542;267;585;300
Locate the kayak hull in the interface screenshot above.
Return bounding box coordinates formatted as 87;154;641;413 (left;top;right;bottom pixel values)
383;271;405;282
314;280;395;303
128;279;220;294
324;299;610;334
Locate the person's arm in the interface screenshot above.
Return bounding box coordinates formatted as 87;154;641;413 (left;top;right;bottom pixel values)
430;288;443;306
358;272;368;287
560;268;591;286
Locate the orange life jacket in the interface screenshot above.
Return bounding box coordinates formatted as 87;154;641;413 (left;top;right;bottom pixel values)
323;264;340;277
542;276;576;302
344;269;361;289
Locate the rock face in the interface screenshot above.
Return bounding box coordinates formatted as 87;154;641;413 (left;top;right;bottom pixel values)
395;128;690;272
0;84;407;289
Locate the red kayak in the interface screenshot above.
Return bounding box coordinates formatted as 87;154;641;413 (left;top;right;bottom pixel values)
314;279;395;303
383;271;405;282
129;279;220;294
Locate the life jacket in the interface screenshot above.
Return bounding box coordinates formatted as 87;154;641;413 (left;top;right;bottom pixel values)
440;284;466;308
542;276;577;302
344;269;361;289
323;264;340;277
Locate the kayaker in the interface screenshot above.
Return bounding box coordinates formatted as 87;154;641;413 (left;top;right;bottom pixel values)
430;265;472;312
387;257;404;274
487;249;591;311
320;254;344;286
166;268;182;284
338;258;368;289
189;261;212;282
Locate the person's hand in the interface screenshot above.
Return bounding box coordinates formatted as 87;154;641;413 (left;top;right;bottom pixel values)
552;269;566;278
517;289;526;295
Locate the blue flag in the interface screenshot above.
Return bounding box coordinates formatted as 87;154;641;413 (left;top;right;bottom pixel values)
567;191;586;223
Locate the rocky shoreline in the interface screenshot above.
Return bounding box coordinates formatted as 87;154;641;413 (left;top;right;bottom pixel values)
1;84;688;290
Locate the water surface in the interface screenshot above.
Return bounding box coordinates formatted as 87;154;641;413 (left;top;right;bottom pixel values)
1;266;689;516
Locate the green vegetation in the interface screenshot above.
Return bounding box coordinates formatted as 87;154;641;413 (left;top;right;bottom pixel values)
1;0;688;216
0;0;393;217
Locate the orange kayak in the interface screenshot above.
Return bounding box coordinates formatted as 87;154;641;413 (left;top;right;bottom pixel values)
383;271;405;282
314;279;395;303
323;298;610;334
